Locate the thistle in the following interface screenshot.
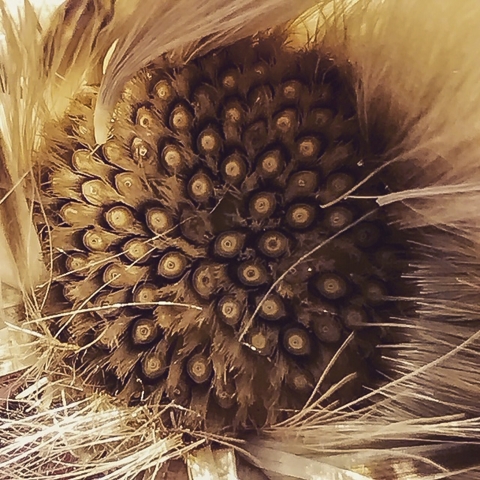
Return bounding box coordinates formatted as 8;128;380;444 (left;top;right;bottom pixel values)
38;33;413;432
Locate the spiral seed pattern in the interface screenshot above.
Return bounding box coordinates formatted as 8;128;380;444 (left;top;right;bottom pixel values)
37;34;411;431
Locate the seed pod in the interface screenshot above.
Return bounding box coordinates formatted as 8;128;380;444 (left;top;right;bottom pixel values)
135;106;158;129
169;104;193;131
312;314;342;343
257;230;289;258
274;109;297;134
256;149;285;179
281;80;303;102
105;205;134;231
297;136;322;161
326;172;355;197
105;205;145;234
197;128;222;156
353;222;381;248
283;327;311;356
213;231;245;259
82;179;122;206
187;172;214;203
115;172;150;206
145;207;174;236
223;98;244;125
157;251;188;280
161;144;184;172
154;79;175;103
71;149;113;178
258;294;286;322
249;192;276;220
141;351;167;380
133;283;160;308
220;153;247;185
122;238;151;263
247;326;277;356
285;171;319;201
131;317;159;346
325;206;354;231
191;263;218;299
65;253;89;276
83;228;120;252
342;305;369;329
237;261;268;287
131;137;153;164
285;203;316;229
250;61;268;82
217;295;244;326
186;353;212;384
103;262;149;288
220;68;240;92
314;273;349;300
60;202;102;227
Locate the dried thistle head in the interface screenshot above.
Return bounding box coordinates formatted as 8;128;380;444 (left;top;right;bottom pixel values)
2;0;480;479
36;31;416;434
